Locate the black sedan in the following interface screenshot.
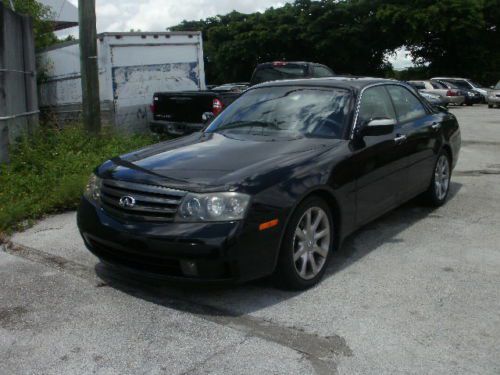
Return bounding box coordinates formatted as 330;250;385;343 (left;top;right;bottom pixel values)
77;78;461;290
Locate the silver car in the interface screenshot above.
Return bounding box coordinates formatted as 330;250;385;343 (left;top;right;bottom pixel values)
408;80;465;106
432;77;490;102
487;81;500;108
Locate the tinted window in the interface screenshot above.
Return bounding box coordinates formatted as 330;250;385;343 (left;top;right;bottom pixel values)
387;85;427;122
207;87;351;139
357;86;396;125
446;80;472;90
409;82;426;90
312;65;334;78
431;81;445;89
250;64;308;85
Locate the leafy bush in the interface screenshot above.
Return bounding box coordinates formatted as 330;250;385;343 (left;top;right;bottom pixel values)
0;126;159;235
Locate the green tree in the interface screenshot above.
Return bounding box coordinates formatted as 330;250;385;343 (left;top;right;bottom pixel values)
4;0;58;49
172;0;499;85
376;0;500;84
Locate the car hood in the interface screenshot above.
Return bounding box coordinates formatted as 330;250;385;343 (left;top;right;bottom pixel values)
98;132;342;192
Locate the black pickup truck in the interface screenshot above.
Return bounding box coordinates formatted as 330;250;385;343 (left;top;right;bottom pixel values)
150;61;334;136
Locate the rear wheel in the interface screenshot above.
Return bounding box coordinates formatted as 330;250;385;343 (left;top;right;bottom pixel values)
423;151;451;206
274;196;334;290
488;104;493;108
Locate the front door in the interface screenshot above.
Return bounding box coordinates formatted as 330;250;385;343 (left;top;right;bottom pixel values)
350;85;409;226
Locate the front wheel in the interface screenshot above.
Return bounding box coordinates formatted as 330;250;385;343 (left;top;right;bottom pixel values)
274;197;334;290
423;151;451;206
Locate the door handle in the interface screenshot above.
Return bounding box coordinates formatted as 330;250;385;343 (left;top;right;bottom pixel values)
431;122;441;131
394;134;407;144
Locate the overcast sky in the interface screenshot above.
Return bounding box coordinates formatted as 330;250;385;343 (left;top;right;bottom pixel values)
63;0;412;69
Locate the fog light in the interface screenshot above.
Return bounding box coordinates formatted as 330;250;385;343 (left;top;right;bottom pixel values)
181;260;198;276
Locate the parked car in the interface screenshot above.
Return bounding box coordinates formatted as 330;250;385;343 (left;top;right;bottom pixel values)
150;61;335;136
78;78;460;290
419;91;448;107
487;81;500;108
431;77;489;102
431;79;482;106
408;80;464;106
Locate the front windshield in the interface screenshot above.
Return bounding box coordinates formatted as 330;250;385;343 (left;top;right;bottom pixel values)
495;81;500;90
205;86;351;139
470;80;484;88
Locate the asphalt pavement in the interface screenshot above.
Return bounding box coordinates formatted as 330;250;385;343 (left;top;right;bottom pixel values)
1;105;499;375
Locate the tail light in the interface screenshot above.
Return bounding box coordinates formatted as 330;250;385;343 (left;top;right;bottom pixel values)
212;98;223;116
150;97;158;114
446;90;458;97
272;61;287;67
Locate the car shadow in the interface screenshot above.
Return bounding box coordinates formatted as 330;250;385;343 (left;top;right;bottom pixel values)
96;181;462;318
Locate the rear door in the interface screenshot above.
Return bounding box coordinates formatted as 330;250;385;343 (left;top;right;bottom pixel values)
386;85;441;198
351;85;409;226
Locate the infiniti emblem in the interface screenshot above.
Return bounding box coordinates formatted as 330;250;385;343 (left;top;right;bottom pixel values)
119;195;136;208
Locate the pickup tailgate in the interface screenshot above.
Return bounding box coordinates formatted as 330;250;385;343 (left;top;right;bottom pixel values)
153;91;216;123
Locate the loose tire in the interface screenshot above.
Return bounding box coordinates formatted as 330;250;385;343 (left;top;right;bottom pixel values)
275;196;334;290
424;151;451;206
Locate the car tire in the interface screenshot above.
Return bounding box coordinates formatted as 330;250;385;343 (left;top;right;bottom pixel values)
274;196;334;290
488;104;493;108
423;151;452;207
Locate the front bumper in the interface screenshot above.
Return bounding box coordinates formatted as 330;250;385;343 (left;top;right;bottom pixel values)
487;96;500;105
464;94;482;105
150;120;204;136
77;197;283;283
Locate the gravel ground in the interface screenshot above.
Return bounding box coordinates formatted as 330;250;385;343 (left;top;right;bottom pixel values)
1;105;499;375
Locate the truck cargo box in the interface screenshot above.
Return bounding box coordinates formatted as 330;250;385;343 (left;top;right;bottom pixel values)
37;31;205;131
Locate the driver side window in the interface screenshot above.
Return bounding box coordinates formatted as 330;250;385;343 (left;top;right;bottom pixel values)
357;86;396;126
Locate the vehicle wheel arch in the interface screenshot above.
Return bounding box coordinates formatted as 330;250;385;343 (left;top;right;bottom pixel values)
442;144;453;164
272;186;342;272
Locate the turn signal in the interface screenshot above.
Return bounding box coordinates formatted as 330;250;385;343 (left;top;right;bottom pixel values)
259;219;279;231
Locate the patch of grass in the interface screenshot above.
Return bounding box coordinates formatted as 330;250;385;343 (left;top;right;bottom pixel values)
0;126;160;236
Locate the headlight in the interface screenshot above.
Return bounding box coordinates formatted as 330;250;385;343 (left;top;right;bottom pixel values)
83;173;102;202
177;192;251;222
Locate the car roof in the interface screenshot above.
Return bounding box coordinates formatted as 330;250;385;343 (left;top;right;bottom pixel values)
250;76;399;92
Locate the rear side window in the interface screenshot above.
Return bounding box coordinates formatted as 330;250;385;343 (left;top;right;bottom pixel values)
410;82;425;90
357;86;396;125
250;64;308;85
431;81;445;89
312;65;334;78
447;80;471;90
387;85;427;123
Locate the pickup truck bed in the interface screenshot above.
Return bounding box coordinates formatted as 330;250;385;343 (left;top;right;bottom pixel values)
150;89;241;135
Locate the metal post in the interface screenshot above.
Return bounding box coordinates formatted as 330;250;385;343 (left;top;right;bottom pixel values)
78;0;101;134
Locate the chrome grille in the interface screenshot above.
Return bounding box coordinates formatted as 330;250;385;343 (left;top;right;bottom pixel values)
100;179;186;222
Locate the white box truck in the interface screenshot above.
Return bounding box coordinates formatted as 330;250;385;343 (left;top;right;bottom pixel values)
37;31;205;131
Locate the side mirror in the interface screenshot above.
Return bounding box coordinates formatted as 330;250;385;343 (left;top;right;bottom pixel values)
360;118;396;136
202;112;215;124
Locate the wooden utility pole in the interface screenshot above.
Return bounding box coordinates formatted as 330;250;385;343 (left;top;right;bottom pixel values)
78;0;101;134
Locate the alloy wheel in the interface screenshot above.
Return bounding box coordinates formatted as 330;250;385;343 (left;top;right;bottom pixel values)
434;154;450;200
292;207;331;280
